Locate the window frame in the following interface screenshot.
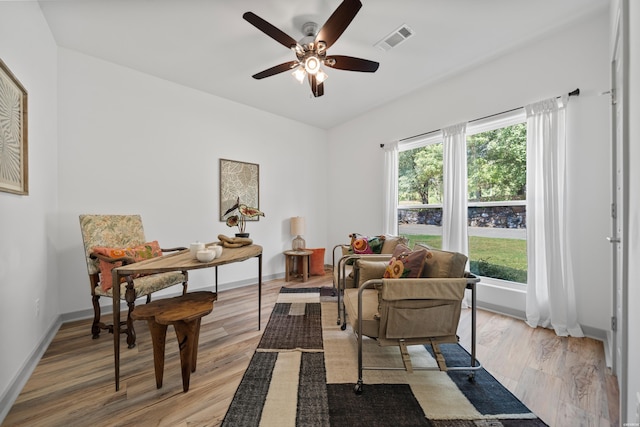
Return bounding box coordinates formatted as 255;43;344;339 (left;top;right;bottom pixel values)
396;109;527;288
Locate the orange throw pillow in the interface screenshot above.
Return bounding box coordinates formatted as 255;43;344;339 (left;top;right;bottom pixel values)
92;241;163;292
295;248;326;276
309;248;326;276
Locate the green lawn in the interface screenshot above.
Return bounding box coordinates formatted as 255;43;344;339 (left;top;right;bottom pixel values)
402;234;527;283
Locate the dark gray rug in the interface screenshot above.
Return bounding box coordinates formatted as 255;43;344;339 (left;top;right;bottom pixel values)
222;287;548;426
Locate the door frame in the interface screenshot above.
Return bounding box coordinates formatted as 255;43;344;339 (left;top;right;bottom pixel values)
610;0;629;421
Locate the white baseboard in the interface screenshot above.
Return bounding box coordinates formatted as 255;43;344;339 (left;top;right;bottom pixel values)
0;316;62;424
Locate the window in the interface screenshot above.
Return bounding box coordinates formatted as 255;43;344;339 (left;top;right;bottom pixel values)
397;110;527;284
398;134;443;249
466;116;527;284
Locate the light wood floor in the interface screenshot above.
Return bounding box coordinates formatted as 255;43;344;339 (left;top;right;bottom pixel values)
4;272;619;427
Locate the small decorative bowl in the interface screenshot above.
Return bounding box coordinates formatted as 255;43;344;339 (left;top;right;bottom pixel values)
196;249;216;262
212;244;223;258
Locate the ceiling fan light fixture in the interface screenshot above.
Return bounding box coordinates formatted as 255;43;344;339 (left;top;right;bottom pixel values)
316;69;328;83
293;44;305;57
292;66;307;83
244;0;379;98
316;41;327;55
305;56;320;75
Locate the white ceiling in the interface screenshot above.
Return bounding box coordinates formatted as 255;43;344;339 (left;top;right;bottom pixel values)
38;0;608;129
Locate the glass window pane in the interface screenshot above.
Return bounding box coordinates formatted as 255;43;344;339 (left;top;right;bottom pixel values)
467;123;526;202
398;143;443;248
399;144;443;205
467;123;527;283
399;208;442;249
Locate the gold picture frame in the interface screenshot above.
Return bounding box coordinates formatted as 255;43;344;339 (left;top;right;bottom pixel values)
0;58;28;195
219;159;260;221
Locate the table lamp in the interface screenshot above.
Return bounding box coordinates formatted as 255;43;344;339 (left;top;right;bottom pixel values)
290;216;306;251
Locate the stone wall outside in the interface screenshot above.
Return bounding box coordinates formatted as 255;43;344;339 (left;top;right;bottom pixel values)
399;205;526;229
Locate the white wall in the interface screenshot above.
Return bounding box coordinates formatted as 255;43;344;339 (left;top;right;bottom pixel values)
0;1;59;418
56;48;329;315
327;11;612;334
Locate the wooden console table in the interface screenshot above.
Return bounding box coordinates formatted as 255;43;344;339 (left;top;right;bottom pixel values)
111;244;262;391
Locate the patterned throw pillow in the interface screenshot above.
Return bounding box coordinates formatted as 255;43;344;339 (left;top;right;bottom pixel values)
92;241;163;291
383;243;431;279
350;233;386;254
343;234;386;265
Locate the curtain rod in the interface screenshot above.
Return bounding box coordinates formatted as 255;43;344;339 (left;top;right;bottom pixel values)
380;88;580;148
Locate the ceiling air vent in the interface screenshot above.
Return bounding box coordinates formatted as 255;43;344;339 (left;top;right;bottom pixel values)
375;24;414;51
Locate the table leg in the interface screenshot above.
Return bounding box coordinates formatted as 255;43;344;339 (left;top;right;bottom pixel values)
112;272;121;391
173;319;198;393
258;254;262;330
147;320;168;389
285;254;291;282
191;318;202;371
302;254;309;282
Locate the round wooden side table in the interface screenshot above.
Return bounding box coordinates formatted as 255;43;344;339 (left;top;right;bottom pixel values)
283;249;313;282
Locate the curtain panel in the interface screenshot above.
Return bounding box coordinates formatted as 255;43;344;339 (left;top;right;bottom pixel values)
442;123;469;257
382;141;399;235
525;96;583;337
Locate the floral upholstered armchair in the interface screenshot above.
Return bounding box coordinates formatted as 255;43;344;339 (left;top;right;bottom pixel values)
79;214;188;348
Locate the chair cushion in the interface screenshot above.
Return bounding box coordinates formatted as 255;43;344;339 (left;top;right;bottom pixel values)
421;248;468;278
92;241;163;291
94;271;186;299
383;244;430;279
344;287;380;338
354;259;388;287
380;235;408;254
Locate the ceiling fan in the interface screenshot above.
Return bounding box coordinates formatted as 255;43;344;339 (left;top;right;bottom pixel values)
243;0;379;97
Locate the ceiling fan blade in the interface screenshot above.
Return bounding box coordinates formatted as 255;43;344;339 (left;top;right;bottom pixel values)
308;74;324;97
325;55;379;72
252;61;299;79
315;0;362;49
243;12;299;49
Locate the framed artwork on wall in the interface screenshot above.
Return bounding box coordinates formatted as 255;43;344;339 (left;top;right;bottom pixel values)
219;159;260;221
0;58;28;195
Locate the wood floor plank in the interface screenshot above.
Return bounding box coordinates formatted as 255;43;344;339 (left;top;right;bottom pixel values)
3;271;618;426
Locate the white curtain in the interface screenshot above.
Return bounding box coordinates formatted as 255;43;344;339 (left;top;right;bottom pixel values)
525;97;583;337
382;141;399;235
442;123;469;256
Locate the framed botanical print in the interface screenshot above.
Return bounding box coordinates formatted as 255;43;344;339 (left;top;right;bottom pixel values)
219;159;259;221
0;58;28;195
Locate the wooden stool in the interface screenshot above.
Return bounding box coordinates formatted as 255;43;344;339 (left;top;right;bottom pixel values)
131;291;216;392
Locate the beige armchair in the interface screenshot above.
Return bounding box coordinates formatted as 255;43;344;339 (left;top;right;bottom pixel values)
341;246;480;394
332;234;407;325
79;214;188;348
332;234;407;290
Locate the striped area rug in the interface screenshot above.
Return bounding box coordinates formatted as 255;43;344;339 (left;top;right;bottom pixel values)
221;287;547;426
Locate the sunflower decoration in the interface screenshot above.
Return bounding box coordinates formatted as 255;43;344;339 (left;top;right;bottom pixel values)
223;197;265;235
